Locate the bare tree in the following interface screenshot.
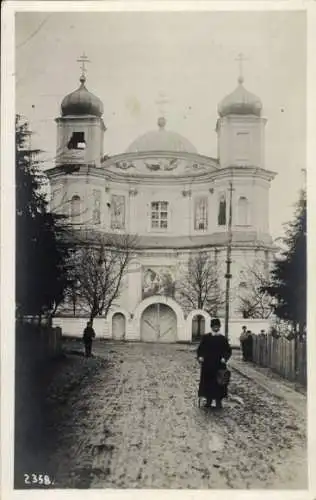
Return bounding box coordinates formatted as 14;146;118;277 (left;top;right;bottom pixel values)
237;261;275;319
178;252;224;336
68;232;138;323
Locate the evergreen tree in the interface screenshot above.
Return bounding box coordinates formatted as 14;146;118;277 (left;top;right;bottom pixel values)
264;190;306;332
16;115;73;319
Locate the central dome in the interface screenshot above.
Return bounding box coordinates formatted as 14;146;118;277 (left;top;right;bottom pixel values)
126;117;197;153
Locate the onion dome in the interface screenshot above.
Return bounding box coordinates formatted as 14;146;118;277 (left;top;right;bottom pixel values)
218;76;262;118
126;116;197;153
61;75;104;117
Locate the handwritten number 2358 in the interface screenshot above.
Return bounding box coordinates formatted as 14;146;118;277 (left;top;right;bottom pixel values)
24;474;53;485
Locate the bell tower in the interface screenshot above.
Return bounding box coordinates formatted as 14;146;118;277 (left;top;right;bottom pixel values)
55;54;106;168
216;54;266;169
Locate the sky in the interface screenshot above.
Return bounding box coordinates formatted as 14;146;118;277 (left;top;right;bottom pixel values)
15;10;306;239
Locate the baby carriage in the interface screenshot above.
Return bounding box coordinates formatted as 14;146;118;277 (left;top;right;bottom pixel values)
197;361;231;408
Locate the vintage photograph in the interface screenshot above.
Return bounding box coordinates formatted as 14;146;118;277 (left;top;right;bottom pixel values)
13;8;307;490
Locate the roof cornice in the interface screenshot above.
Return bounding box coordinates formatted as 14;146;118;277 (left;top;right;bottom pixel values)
215;165;277;181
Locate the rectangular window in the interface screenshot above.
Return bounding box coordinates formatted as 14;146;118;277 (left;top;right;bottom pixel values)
151;201;169;230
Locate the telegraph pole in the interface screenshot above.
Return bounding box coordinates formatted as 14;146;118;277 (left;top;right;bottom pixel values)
224;181;233;339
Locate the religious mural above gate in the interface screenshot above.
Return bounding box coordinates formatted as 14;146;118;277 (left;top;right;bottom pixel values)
142;266;176;299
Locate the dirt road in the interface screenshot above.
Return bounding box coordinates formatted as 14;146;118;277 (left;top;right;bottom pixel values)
19;340;307;489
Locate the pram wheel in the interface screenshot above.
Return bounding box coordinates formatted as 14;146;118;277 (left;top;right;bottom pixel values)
197;397;204;408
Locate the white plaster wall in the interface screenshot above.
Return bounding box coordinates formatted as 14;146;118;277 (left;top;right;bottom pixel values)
51;176;113;227
126;259;142;312
128;191;138;233
126;183;220;236
218;116;266;169
252;180;270;233
51;171;270;237
115;274;130;311
53;317;107;338
213;176;270;233
132;185;189;236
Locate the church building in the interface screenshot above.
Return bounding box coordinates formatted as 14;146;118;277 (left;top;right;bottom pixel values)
47;66;276;344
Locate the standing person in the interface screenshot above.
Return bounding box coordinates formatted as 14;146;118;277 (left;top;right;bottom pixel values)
239;325;248;361
83;321;96;357
244;330;253;361
197;318;232;409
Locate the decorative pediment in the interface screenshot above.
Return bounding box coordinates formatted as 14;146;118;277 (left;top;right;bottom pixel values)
103;152;218;177
145;158;179;172
186;162;208;171
115;161;136;170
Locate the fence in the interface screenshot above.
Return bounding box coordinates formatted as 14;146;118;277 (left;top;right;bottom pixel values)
252;334;307;386
14;321;63;486
16;321;63;363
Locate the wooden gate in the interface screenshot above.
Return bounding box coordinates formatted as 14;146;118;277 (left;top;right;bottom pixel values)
141;303;177;342
112;313;126;340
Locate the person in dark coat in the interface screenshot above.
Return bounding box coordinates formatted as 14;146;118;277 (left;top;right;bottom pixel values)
244;330;253;361
197;318;232;409
239;325;248;361
83;321;96;357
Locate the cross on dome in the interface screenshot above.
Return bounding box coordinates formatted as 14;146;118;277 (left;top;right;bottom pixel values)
77;52;90;84
217;54;262;118
155;92;169;118
235;52;248;84
61;53;104;117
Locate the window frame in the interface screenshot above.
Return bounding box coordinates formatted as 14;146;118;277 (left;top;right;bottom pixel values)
194;196;208;231
70;194;82;223
150;200;170;231
218;192;227;227
237;195;250;226
67;131;86;150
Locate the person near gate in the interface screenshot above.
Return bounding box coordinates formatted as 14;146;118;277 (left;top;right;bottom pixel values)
244;329;254;362
239;325;248;361
83;321;96;357
197;318;232;409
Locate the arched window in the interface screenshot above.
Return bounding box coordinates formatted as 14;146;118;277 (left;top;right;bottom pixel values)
70;195;81;223
194;197;208;230
238;196;249;225
67;132;86;150
218;194;226;226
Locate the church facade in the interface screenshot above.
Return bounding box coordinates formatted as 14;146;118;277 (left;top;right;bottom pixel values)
47;70;276;343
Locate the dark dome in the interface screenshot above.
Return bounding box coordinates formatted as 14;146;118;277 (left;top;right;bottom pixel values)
218;77;262;118
61;76;104;117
